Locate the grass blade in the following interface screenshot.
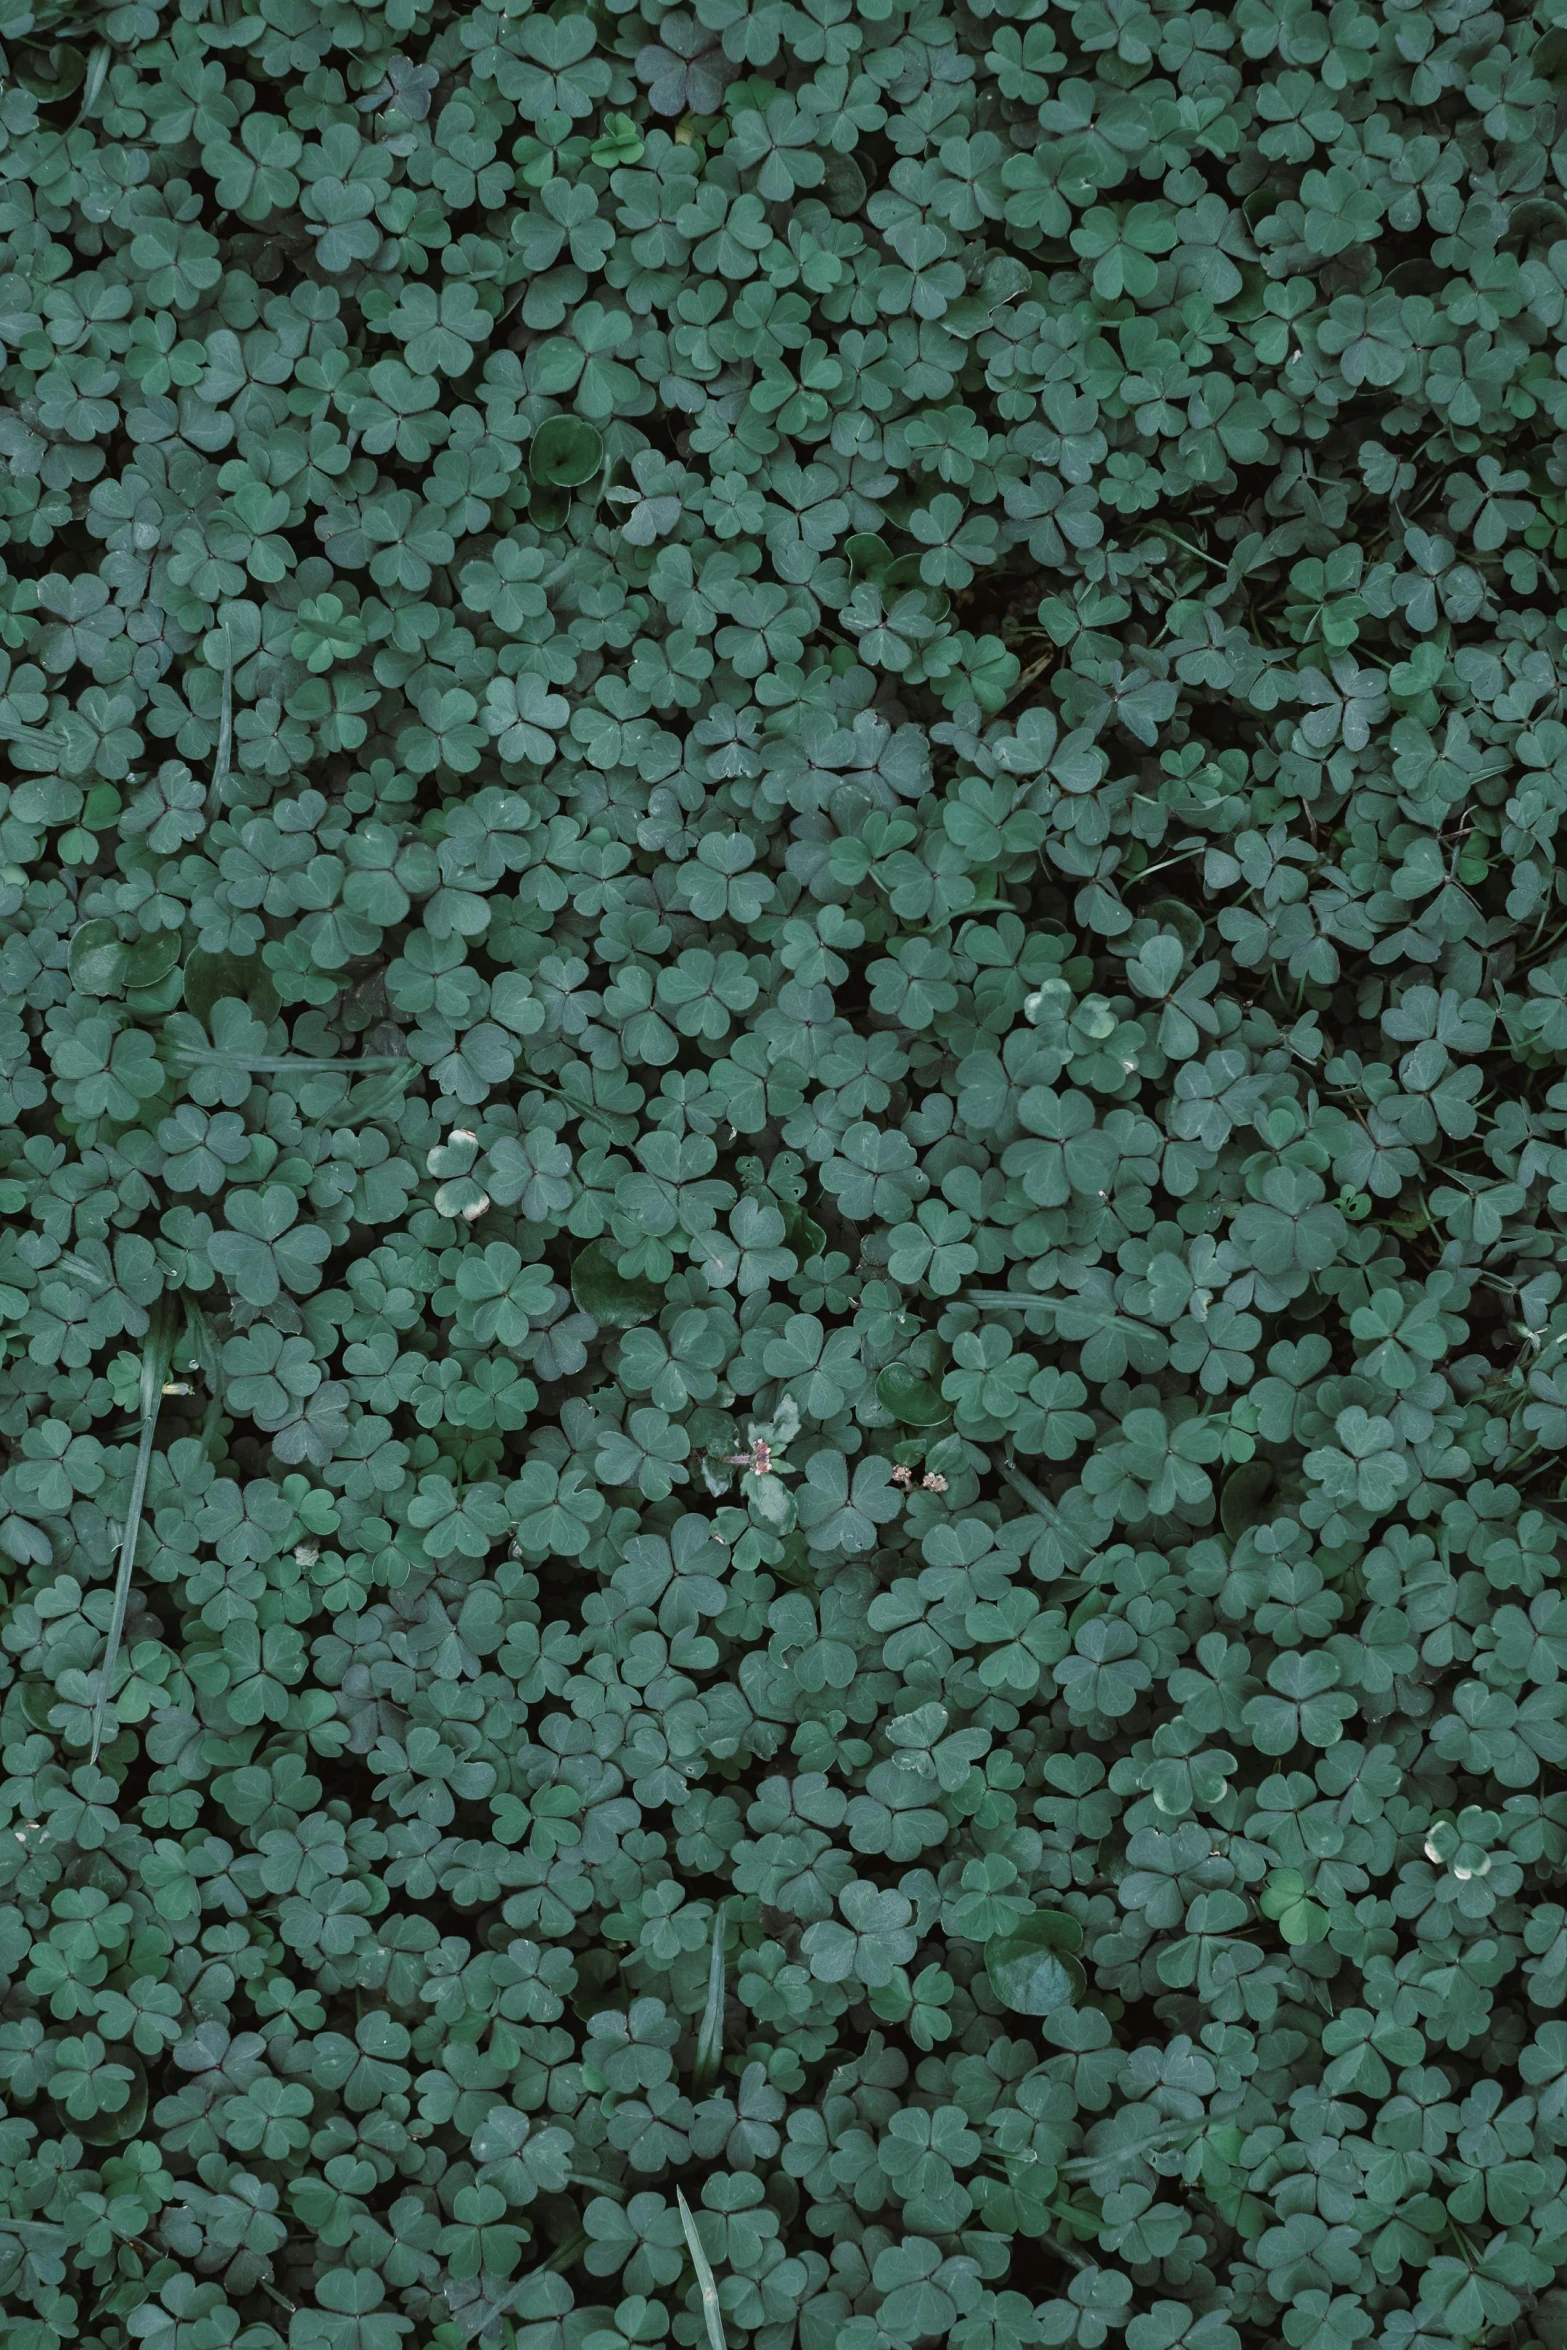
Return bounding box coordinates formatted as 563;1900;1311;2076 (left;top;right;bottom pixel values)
0;715;62;764
348;1064;421;1121
452;2259;570;2343
206;655;234;819
91;1301;175;1764
677;2189;728;2350
74;40;111;124
166;1048;407;1073
693;1900;727;2093
567;2170;626;2201
181;1300;227;1459
1000;1460;1106;1576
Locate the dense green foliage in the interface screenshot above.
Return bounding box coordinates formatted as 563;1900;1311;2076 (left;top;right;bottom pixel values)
7;0;1567;2345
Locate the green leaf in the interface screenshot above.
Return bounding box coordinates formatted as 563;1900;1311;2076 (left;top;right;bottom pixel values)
182;951;281;1023
877;1364;950;1427
570;1241;661;1327
984;1910;1087;2016
68;919;128;998
529;416;605;488
1219;1461;1275;1540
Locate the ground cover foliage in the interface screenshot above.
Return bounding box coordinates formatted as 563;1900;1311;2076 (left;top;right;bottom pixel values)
12;0;1567;2346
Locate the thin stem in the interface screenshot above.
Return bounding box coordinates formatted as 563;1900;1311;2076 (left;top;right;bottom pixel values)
1128;844;1204;885
1154;526;1225;572
91;1301;176;1764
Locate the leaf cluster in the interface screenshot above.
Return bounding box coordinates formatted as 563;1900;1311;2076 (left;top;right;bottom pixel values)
6;2;1567;2350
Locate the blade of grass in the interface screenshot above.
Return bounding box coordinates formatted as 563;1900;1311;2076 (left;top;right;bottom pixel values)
1000;1460;1105;1575
74;40;111;124
166;1048;408;1073
91;1300;176;1764
519;1072;637;1143
181;1300;227;1459
452;2251;565;2343
692;1899;727;2094
349;1065;421;1121
677;2189;728;2350
0;2220;68;2251
541;2225;588;2276
567;2170;626;2201
0;715;62;762
205;655;234;820
1055;2118;1201;2176
56;1252;111;1292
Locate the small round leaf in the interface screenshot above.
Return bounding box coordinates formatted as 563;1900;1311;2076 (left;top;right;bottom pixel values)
68;920;128;998
529;417;605;489
877;1364;949;1427
985;1911;1087;2016
1220;1462;1275;1541
570;1241;660;1328
184;951;280;1023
